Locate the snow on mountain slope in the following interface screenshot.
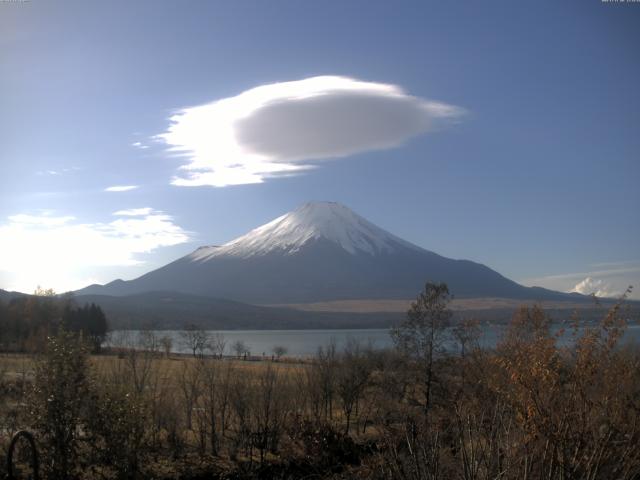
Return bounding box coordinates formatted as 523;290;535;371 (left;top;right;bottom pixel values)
74;201;583;304
189;201;422;261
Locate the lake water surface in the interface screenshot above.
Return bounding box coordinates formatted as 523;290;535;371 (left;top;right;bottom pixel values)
110;324;640;357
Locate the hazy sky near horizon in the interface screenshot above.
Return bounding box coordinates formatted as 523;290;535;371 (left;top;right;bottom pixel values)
1;0;639;299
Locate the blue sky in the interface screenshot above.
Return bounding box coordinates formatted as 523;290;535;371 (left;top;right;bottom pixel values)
1;0;639;298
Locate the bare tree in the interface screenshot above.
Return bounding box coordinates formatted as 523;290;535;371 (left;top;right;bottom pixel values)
232;339;248;359
139;329;160;355
251;365;290;464
110;330;155;396
178;360;202;431
159;335;173;358
312;341;337;423
452;318;481;359
272;345;287;361
229;373;252;458
180;324;210;358
209;332;226;358
217;361;235;438
336;339;373;434
197;358;231;455
391;282;452;416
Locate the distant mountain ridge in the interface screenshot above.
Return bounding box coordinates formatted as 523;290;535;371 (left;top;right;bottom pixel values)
0;289;27;302
75;201;585;304
2;287;633;331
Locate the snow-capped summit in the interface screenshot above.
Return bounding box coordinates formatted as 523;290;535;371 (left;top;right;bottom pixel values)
190;201;419;261
76;201;576;304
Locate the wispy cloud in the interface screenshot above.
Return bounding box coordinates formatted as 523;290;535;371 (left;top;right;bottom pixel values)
8;214;76;227
523;265;640;283
105;185;139;192
0;210;189;292
36;166;81;176
158;75;466;187
589;260;640;269
113;207;154;216
132;141;150;150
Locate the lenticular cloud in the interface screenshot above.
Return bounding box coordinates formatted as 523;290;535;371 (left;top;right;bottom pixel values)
158;76;465;187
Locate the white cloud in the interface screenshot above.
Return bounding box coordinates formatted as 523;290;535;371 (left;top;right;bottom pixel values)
571;277;621;298
9;213;76;227
105;185;139;192
113;207;154;216
520;264;639;300
158;75;466;187
132;141;150;149
36;166;81;176
0;210;189;293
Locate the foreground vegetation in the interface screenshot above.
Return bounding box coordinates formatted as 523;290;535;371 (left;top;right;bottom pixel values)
0;284;638;479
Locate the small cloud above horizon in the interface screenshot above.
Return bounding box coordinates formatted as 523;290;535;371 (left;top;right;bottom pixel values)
158;75;465;187
105;185;139;192
520;264;638;300
571;276;621;298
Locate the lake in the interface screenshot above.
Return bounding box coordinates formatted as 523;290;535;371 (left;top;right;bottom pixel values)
108;324;640;357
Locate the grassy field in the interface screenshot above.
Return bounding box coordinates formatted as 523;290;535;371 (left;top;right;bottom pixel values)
1;301;639;479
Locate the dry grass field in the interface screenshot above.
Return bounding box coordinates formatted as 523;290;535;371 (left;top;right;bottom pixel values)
267;296;613;313
1;297;639;479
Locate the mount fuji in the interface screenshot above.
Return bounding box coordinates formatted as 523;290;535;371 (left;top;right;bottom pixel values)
76;201;577;304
